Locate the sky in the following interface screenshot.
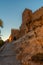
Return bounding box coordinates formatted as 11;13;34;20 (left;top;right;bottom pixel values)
0;0;43;41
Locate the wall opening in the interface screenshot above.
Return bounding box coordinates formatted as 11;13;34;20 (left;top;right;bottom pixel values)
13;36;17;40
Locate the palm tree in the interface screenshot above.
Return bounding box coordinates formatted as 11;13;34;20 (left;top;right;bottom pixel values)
0;19;3;40
0;19;3;27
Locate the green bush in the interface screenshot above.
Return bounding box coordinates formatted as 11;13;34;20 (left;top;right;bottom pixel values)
0;40;4;47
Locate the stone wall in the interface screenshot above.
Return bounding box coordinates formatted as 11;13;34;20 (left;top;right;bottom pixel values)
9;29;20;42
33;7;43;20
20;8;33;35
9;7;43;42
0;7;43;65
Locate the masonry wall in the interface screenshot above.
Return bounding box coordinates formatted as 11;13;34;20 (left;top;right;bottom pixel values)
20;8;33;35
9;29;20;42
9;7;43;42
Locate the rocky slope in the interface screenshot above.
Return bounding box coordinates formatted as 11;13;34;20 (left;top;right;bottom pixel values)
0;25;43;65
14;25;43;65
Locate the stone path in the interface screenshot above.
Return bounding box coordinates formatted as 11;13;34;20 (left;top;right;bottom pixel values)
0;42;20;65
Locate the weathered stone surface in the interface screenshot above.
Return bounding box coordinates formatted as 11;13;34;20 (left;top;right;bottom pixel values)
33;7;43;20
0;7;43;65
14;26;43;65
0;26;43;65
9;7;43;42
9;29;20;42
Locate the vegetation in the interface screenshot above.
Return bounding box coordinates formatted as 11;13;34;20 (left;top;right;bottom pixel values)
0;19;3;37
0;40;4;47
0;19;3;28
0;19;4;47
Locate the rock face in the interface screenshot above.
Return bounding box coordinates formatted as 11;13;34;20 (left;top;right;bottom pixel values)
0;7;43;65
14;25;43;65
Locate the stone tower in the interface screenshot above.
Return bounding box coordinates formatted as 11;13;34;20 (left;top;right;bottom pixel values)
20;8;33;35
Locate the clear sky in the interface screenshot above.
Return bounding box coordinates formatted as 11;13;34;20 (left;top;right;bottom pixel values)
0;0;43;41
